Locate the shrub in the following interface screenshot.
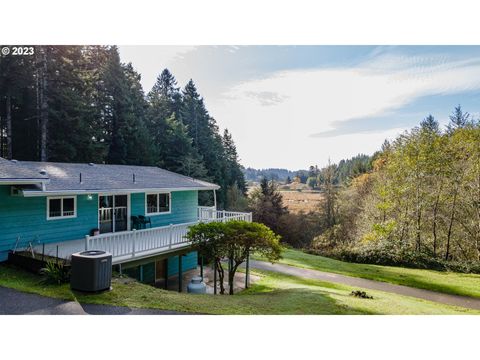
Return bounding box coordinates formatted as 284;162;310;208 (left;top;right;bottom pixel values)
40;260;70;284
350;290;373;299
309;241;480;274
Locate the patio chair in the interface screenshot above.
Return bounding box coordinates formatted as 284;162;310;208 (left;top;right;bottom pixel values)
131;215;141;230
138;215;152;229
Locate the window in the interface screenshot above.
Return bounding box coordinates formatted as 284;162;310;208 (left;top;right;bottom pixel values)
47;196;76;220
146;192;170;215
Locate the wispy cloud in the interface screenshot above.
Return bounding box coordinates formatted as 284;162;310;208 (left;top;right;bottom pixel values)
211;52;480;168
120;46;480;169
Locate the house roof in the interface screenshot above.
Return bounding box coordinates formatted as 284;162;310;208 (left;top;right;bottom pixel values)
0;158;49;182
0;158;219;195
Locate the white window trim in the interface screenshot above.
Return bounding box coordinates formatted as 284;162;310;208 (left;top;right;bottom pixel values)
47;196;77;220
145;192;171;215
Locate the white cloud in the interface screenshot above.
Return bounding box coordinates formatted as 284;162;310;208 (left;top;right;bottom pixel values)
209;54;480;169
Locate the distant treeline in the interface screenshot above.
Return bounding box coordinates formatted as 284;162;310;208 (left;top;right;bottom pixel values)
244;154;373;187
0;46;245;208
243;167;298;182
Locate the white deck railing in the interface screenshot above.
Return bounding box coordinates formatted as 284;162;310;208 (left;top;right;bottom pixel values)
84;208;252;264
198;206;253;222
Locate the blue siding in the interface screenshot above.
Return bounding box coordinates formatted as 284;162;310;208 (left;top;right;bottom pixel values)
0;187;199;261
167;251;198;276
0;186;98;258
131;190;198;226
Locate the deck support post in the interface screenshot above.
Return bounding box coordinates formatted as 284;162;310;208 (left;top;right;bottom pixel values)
200;255;204;279
164;258;168;290
245;250;250;289
139;264;144;282
119;264;123;276
178;255;183;292
213;261;217;295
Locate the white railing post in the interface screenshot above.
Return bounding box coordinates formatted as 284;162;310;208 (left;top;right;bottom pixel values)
85;235;90;251
169;223;173;248
249;212;253;222
222;210;226;222
132;229;136;257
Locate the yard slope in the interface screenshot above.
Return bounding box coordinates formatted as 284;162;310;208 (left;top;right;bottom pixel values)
0;264;478;314
254;249;480;298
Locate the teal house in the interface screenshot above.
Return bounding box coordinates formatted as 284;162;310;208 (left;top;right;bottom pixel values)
0;157;251;287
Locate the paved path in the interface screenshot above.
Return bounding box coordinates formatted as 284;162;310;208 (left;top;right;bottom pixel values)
0;287;185;315
250;260;480;310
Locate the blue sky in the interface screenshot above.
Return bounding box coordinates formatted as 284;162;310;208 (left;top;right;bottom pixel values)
120;46;480;170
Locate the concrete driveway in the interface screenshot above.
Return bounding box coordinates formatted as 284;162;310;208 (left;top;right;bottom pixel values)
0;286;186;315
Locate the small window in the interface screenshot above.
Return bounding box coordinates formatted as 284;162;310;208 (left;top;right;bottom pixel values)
146;193;170;215
147;194;158;214
47;196;76;220
158;193;170;212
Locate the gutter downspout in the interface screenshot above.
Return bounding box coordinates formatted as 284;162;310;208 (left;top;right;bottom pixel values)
213;189;217;210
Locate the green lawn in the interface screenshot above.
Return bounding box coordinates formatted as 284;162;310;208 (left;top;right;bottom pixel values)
254;249;480;298
0;264;477;314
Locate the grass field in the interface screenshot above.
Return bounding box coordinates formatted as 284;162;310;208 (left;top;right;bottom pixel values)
279;190;324;213
254;249;480;299
0;264;477;314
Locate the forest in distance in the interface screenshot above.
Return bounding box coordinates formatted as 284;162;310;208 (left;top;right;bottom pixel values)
1;45;480;273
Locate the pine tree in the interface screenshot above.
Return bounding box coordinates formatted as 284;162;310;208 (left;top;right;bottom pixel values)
250;177;288;234
222;128;247;194
101;47;154;165
180;79;228;203
448;105;470;132
147;70;207;177
421;114;439;133
161;113;208;178
0;49;37;160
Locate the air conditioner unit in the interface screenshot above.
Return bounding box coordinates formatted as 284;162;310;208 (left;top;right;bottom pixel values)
70;250;112;292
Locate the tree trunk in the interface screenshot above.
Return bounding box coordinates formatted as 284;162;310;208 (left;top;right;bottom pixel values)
215;259;225;294
445;187;458;261
5;95;12;159
432;194;439;257
415;180;422;252
37;47;48;161
432;182;443;257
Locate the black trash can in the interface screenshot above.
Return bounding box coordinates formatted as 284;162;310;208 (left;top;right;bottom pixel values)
70;250;112;292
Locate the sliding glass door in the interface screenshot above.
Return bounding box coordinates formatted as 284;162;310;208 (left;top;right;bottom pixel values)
99;195;128;234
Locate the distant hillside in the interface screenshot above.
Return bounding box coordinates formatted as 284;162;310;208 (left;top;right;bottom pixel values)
243;167;299;182
244;153;374;185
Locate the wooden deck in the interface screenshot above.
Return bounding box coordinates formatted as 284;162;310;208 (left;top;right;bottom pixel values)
32;209;252;265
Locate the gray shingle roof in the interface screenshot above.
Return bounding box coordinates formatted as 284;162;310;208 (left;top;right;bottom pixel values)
0;158;219;193
0;158;49;181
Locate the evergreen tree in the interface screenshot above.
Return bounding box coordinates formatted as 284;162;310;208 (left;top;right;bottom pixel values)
101;47;154;165
448;105;470;132
420;114;440;133
250;177;288;234
147;70;207;177
0;49;37;160
222;129;247;194
180;79;231;205
161;113;208;178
